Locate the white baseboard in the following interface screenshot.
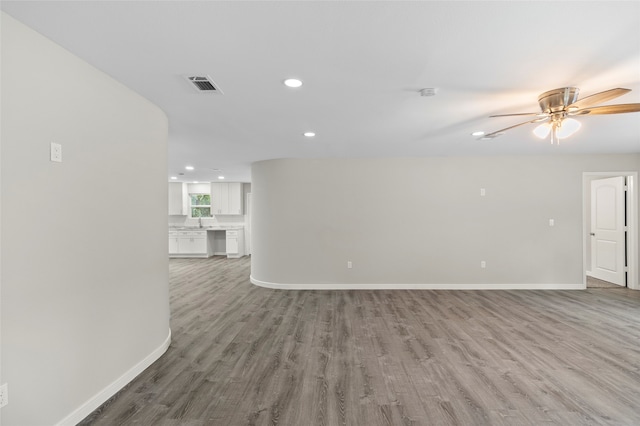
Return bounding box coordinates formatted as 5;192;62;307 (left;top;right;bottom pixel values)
250;276;585;290
56;328;172;426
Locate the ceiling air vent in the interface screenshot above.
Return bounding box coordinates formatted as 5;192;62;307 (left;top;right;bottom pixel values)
186;76;222;94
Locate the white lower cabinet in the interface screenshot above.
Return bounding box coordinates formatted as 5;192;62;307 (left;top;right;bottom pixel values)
169;231;179;253
226;231;239;255
169;230;211;257
225;229;244;258
179;232;206;253
169;228;245;258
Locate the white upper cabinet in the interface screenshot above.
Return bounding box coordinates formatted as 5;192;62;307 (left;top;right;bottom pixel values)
228;183;242;215
211;183;229;215
168;182;188;215
211;182;243;215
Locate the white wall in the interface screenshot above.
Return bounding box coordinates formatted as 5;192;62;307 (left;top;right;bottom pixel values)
251;155;640;289
1;13;170;425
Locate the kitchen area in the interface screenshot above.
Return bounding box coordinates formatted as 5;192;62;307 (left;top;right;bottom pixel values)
168;181;251;258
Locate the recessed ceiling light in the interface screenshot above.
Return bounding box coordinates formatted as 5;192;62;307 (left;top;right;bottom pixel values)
218;176;225;180
303;132;316;137
193;181;199;184
185;165;194;170
170;176;177;180
284;78;303;88
471;131;485;137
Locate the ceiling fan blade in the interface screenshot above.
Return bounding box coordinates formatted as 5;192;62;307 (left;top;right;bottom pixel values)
572;103;640;115
567;88;631;110
482;118;547;138
489;112;543;118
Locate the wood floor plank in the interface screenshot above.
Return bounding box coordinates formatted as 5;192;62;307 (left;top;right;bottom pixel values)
79;257;640;425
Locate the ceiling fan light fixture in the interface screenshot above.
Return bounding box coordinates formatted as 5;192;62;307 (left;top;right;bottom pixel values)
533;122;552;139
486;86;640;144
556;118;581;139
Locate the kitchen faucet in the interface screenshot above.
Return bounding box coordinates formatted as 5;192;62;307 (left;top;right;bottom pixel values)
199;217;203;228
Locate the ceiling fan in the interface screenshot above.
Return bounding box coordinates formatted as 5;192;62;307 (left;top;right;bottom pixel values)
481;87;640;143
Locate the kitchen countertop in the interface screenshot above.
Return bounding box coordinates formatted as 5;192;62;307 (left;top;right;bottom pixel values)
169;226;243;231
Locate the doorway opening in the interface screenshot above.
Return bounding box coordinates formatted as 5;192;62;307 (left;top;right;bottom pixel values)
583;172;638;290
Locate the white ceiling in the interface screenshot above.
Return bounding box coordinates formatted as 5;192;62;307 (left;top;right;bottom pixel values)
3;1;640;182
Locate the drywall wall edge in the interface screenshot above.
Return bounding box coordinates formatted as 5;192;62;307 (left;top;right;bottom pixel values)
55;328;172;426
250;276;585;290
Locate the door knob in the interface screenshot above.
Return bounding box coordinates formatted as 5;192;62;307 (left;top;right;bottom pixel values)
590;233;595;236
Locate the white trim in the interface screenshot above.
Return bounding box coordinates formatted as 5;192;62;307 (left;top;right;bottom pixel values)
627;175;638;290
169;253;210;258
55;328;172;426
582;172;639;291
250;276;585;291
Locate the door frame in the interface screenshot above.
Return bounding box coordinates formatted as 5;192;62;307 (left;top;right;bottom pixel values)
582;172;638;290
245;192;252;255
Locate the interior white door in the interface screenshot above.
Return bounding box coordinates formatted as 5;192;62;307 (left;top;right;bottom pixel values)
590;176;626;286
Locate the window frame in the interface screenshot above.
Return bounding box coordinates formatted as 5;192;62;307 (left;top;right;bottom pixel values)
188;192;213;218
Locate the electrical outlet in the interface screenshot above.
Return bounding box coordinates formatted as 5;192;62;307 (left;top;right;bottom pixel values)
0;383;8;408
480;261;486;269
347;261;352;269
51;142;62;162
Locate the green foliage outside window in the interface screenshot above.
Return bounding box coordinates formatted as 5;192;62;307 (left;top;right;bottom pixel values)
191;207;211;217
190;194;212;217
191;194;211;206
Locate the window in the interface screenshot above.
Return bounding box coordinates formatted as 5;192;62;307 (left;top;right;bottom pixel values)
189;193;212;218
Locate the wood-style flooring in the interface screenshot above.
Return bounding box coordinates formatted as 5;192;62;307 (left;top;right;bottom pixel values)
586;275;622;288
80;256;640;425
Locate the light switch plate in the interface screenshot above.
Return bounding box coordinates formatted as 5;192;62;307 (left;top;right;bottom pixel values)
51;142;62;162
